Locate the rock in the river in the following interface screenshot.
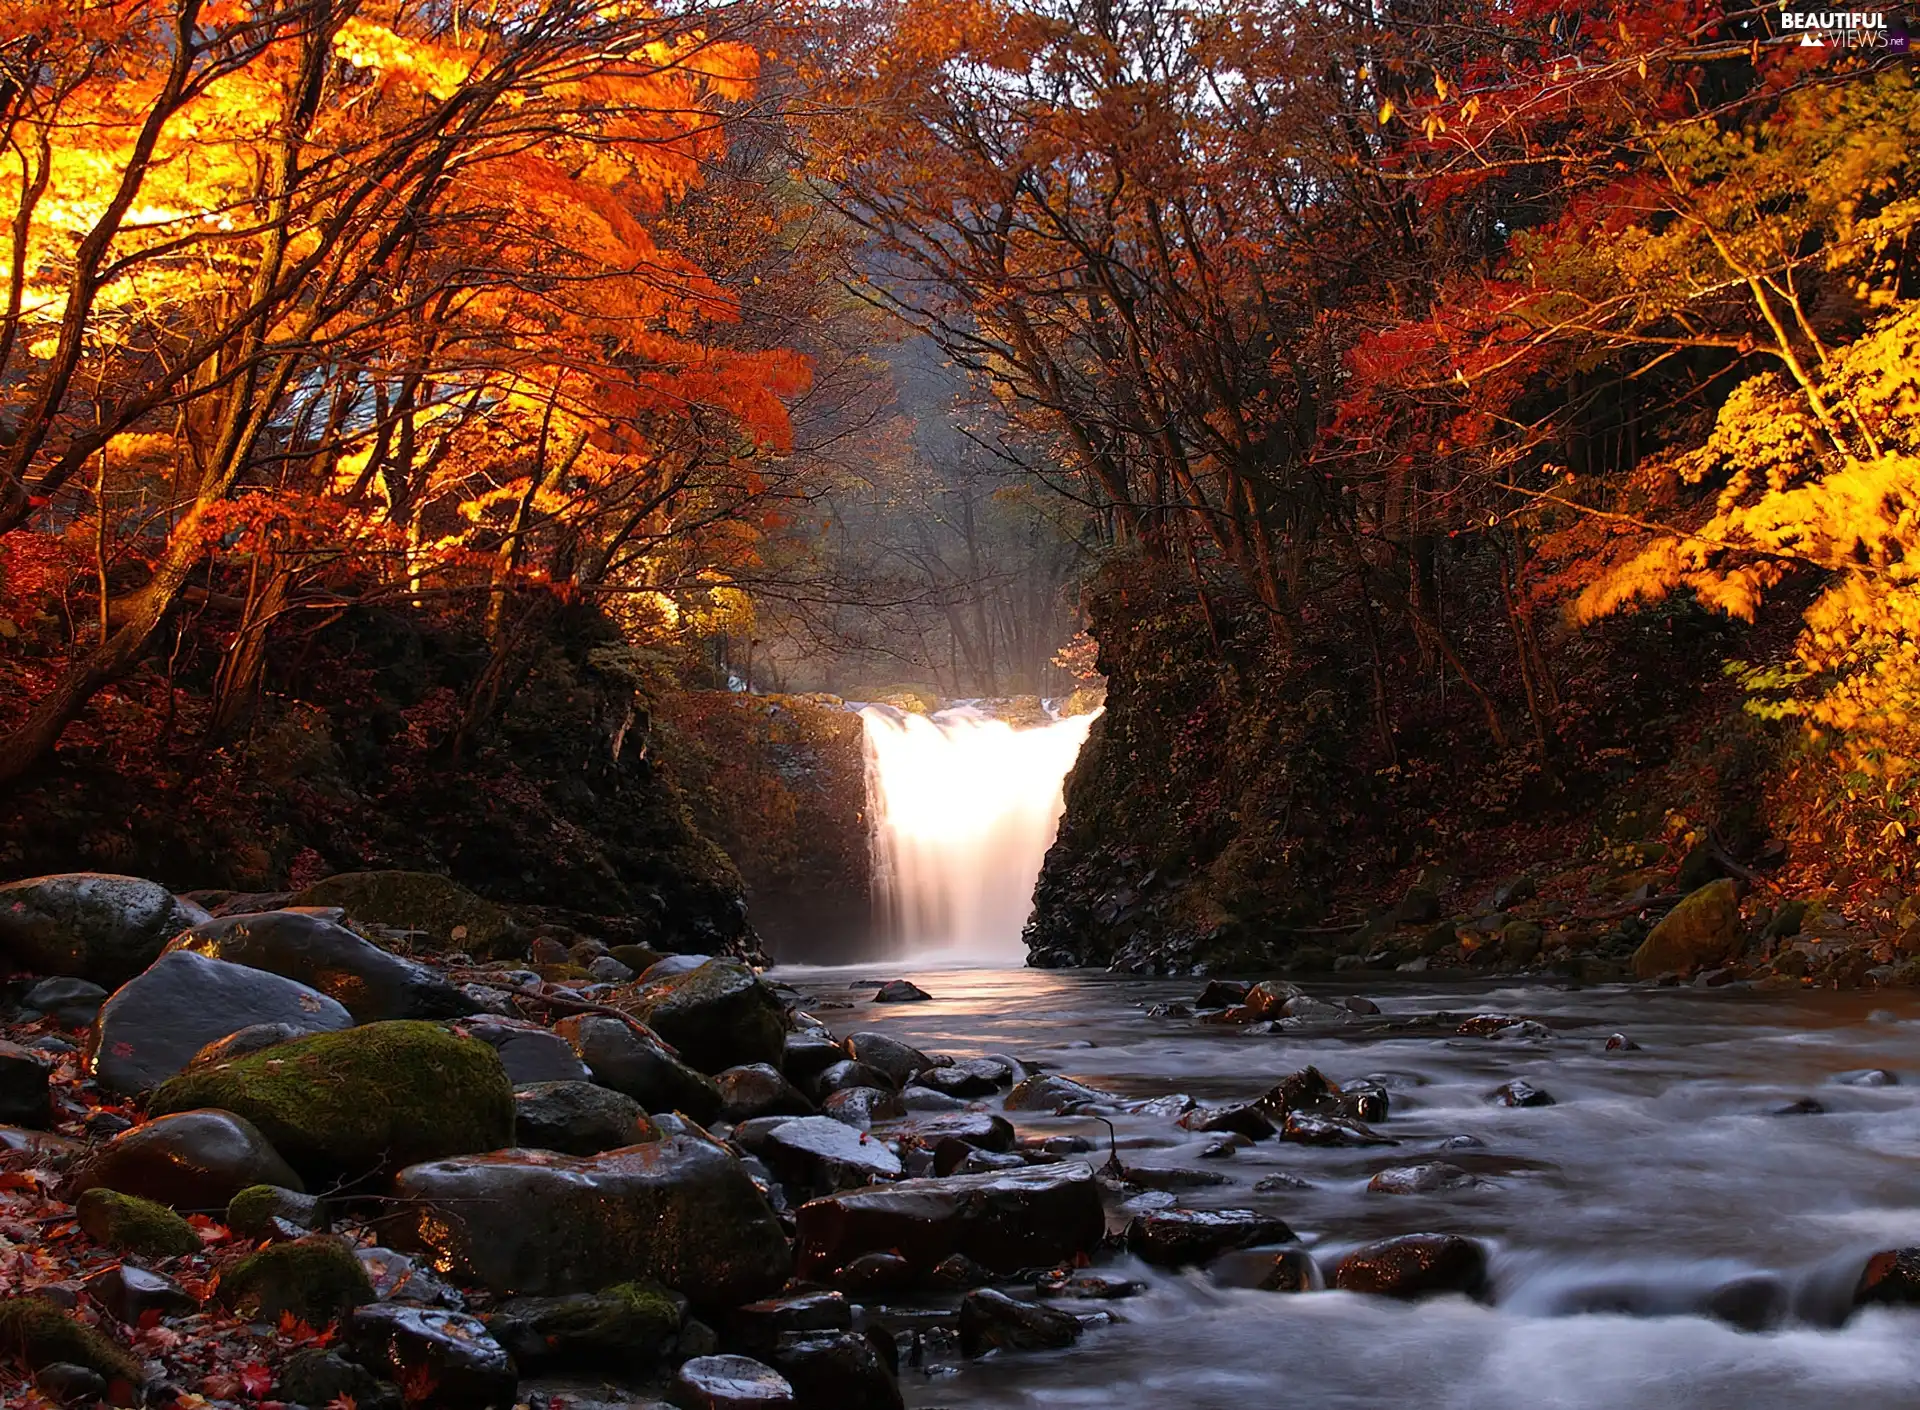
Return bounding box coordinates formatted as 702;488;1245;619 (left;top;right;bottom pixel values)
168;911;475;1022
1257;1247;1322;1292
1332;1233;1489;1299
956;1289;1080;1356
75;1188;202;1256
842;1033;929;1088
810;1059;896;1100
1632;879;1742;978
1180;1104;1277;1141
84;1264;197;1324
916;1058;1011;1098
86;950;353;1094
67;1108;302;1212
1282;1111;1396;1146
1488;1079;1555;1108
781;1032;846;1082
346;1303;518;1410
1853;1247;1920;1311
1367;1162;1475;1195
761;1116;902;1194
0;1296;143;1386
149;1020;514;1186
555;1015;723;1123
871;980;930;1004
614;961;786;1074
795;1162;1102;1278
1004;1074;1120;1112
461;1017;593;1085
767;1332;904;1410
728;1292;851;1358
515;1081;656;1155
820;1087;906;1130
388;1136;791;1303
872;1111;1017;1155
487;1283;682;1370
0;1041;51;1128
717;1064;815;1121
0;873;210;986
672;1354;795;1408
217;1235;376;1322
1126;1209;1296;1266
291;870;518;957
21;977;109;1027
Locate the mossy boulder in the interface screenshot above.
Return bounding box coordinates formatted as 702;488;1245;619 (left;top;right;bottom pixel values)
290;871;519;957
217;1235;374;1324
1632;879;1743;979
613;960;786;1074
148;1021;515;1186
486;1281;683;1370
0;1296;142;1386
75;1188;201;1257
226;1183;325;1239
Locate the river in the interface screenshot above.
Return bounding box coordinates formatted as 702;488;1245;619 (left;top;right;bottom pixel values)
774;964;1920;1409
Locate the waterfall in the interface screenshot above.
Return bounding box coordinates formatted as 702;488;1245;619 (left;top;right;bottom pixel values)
860;704;1097;963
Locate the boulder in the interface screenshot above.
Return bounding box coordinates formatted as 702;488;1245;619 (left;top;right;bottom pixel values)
515;1081;656;1155
462;1017;593;1085
914;1059;1009;1099
872;1111;1016;1155
760;1116;903;1195
1281;1111;1396;1146
0;1296;143;1386
795;1162;1102;1278
717;1064;814;1122
819;1088;905;1130
388;1137;791;1304
355;1246;465;1309
148;1020;515;1186
20;978;109;1027
0;1041;51;1128
1854;1247;1920;1311
767;1332;904;1410
168;911;475;1022
1367;1162;1475;1194
780;1033;846;1082
1632;879;1742;978
486;1282;682;1370
809;1059;895;1099
1003;1074;1120;1112
188;1022;309;1070
75;1188;201;1257
728;1292;851;1359
0;873;210;987
1332;1234;1488;1299
871;981;930;1004
842;1034;928;1089
956;1289;1080;1356
290;871;518;956
68;1109;302;1212
345;1304;517;1410
555;1015;723;1123
1489;1079;1554;1108
227;1184;326;1240
671;1355;794;1409
1126;1209;1296;1267
86;950;354;1095
277;1348;403;1410
217;1235;376;1322
615;961;786;1074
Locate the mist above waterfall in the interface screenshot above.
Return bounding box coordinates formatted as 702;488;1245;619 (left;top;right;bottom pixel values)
860;704;1096;963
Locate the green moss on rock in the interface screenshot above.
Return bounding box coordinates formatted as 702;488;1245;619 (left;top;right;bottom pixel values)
0;1296;143;1384
290;871;519;957
218;1236;374;1323
148;1021;515;1186
75;1188;201;1257
1632;879;1743;979
618;960;785;1073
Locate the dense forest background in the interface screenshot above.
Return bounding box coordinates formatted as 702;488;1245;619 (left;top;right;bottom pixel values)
0;0;1913;960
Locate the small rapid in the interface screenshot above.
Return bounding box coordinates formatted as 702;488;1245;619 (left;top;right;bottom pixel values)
775;965;1920;1409
860;705;1095;964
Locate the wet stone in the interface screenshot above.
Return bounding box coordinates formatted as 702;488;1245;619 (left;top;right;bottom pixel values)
1332;1233;1489;1300
188;1021;307;1070
1489;1079;1555;1108
760;1115;903;1193
1181;1103;1276;1140
914;1058;1010;1098
462;1018;592;1085
873;1111;1016;1154
1604;1034;1641;1052
835;1251;917;1294
671;1354;795;1408
346;1303;517;1410
810;1059;897;1100
718;1064;816;1122
0;1126;86;1169
781;1033;847;1082
1367;1161;1476;1195
486;1284;682;1370
1854;1247;1920;1310
796;1161;1103;1279
729;1292;851;1359
843;1033;929;1088
1037;1270;1145;1300
871;980;931;1004
928;1252;997;1289
896;1085;966;1112
68;1108;302;1212
0;1041;52;1128
1282;1111;1398;1147
1834;1069;1899;1087
766;1332;905;1410
946;1147;1027;1176
1126;1208;1296;1267
277;1347;402;1410
1193;980;1250;1009
957;1288;1080;1356
514;1081;656;1156
1003;1074;1121;1113
356;1246;465;1309
21;978;109;1028
554;1015;723;1125
35;1362;109;1404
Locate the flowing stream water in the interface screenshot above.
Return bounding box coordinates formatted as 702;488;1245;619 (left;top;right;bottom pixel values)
775;965;1920;1409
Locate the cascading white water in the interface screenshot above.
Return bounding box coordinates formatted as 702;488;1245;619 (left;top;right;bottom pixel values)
860;704;1097;963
